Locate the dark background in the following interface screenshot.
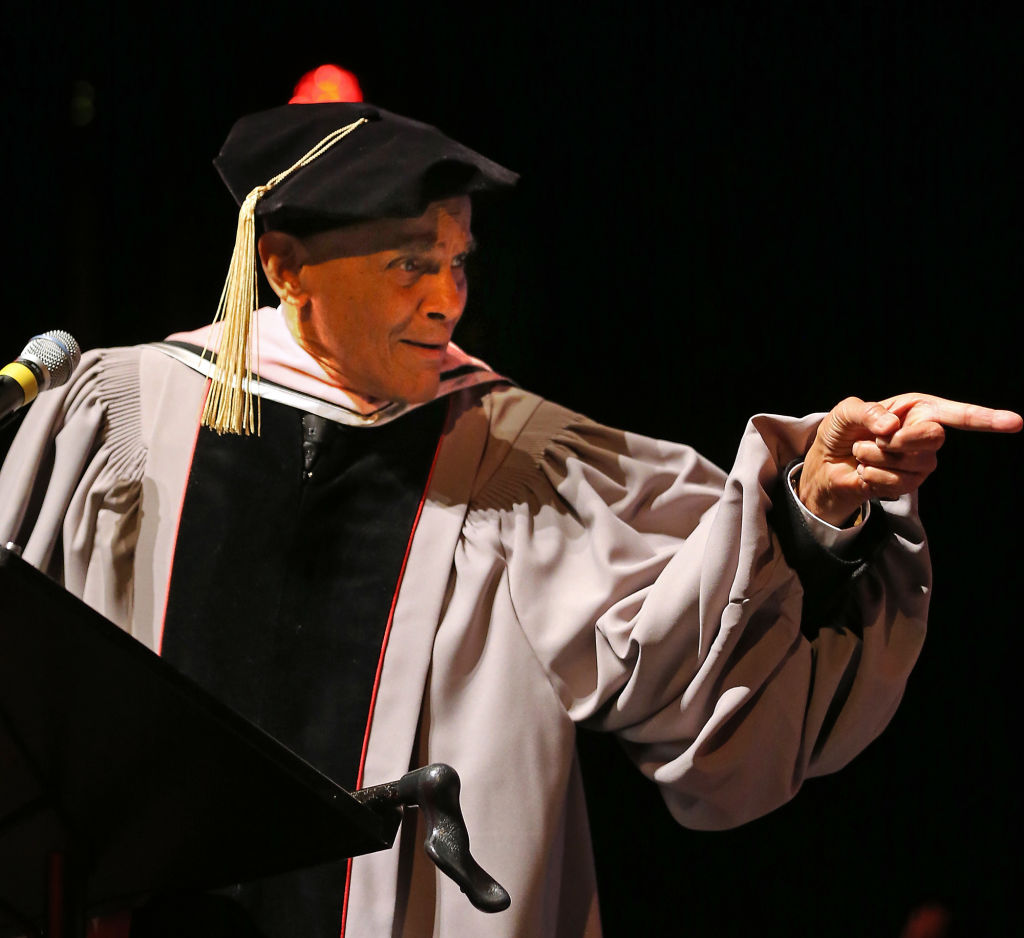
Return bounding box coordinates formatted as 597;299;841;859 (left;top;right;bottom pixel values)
4;3;1021;936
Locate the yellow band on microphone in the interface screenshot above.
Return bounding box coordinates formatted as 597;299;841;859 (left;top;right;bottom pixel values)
1;362;39;403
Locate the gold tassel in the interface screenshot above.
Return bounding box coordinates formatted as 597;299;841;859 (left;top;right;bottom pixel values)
201;117;369;434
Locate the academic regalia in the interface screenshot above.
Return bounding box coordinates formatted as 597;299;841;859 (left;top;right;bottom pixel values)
0;306;929;936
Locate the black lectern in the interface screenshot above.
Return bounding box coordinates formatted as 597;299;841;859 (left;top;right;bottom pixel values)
0;547;506;937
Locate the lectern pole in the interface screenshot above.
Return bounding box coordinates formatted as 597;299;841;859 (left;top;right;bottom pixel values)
45;851;85;938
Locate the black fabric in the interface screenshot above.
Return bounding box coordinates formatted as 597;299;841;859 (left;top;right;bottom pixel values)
214;102;518;234
767;460;891;639
159;396;447;938
130;893;269;938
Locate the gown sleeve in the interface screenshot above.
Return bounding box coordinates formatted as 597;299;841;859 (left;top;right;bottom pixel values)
473;396;930;830
0;348;147;630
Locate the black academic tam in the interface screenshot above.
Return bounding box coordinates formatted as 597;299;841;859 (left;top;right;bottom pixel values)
213;102;519;235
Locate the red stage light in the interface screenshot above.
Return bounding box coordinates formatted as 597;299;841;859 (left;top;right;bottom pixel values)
289;65;363;104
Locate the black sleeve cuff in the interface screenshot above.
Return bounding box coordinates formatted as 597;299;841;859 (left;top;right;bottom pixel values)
766;460;890;639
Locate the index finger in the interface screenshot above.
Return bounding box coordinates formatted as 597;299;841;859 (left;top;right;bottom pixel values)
882;393;1023;434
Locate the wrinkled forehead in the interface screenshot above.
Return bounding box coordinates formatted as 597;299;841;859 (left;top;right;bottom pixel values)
295;196;473;263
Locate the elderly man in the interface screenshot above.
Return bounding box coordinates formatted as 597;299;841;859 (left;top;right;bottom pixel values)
0;101;1019;938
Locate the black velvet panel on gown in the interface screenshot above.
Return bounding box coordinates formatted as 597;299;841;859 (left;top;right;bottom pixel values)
156;397;448;938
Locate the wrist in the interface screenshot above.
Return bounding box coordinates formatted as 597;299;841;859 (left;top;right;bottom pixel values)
795;465;864;527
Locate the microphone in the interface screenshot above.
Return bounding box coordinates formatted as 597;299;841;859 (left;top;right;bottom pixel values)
0;331;83;423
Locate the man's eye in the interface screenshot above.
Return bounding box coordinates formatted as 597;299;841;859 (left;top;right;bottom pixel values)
452;253;469;269
398;258;421;273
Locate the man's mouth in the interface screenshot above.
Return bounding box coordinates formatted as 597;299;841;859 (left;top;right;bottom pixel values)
402;340;447;351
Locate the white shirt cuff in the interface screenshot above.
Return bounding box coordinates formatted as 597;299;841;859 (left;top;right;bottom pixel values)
787;463;871;553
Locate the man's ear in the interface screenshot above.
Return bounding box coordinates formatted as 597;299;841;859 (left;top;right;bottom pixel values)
258;231;309;304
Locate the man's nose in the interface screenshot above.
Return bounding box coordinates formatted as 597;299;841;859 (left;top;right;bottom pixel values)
424;269;465;321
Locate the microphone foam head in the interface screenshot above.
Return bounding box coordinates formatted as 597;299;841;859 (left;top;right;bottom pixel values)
20;331;83;390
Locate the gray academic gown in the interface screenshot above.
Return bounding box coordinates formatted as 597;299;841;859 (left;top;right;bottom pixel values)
0;343;930;937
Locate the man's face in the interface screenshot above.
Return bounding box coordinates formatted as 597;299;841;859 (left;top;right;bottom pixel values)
285;196;473;404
